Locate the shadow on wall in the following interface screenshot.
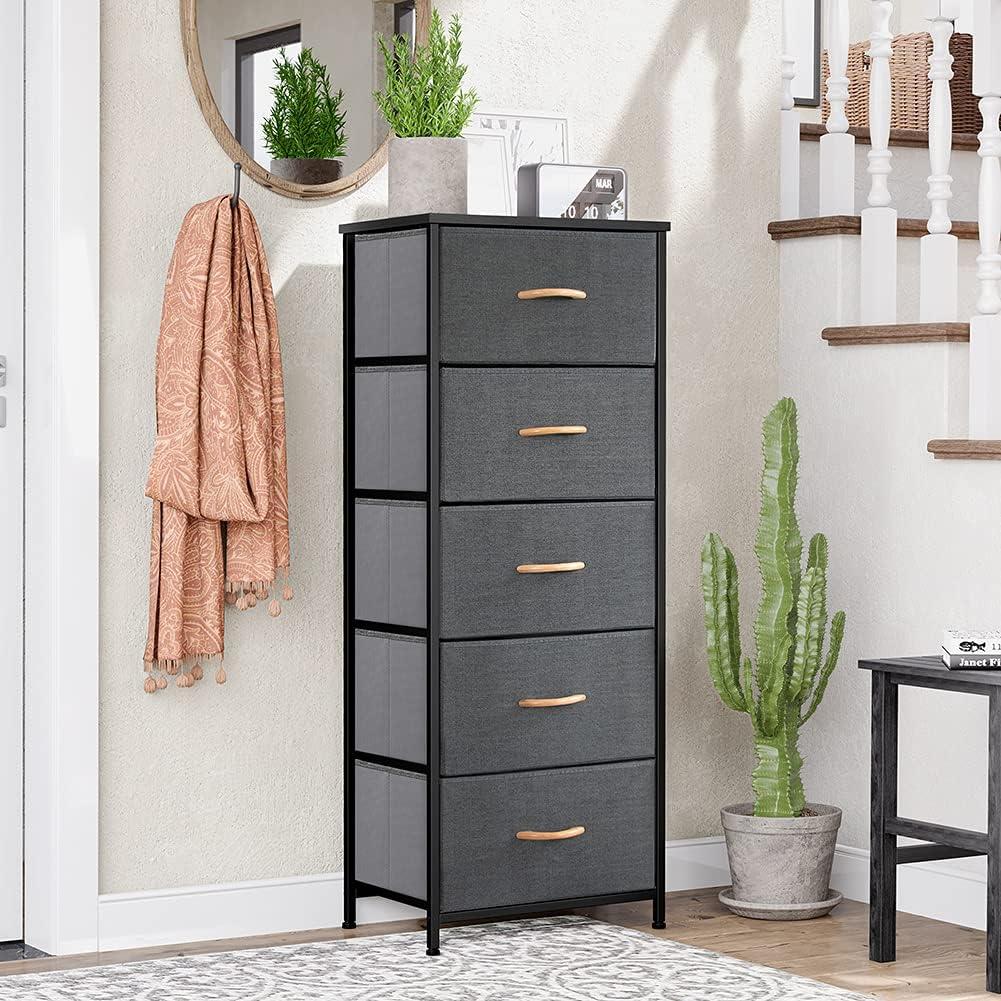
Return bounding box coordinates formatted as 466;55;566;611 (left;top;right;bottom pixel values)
597;0;779;837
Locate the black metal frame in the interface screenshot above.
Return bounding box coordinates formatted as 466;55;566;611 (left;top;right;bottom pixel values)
865;657;1001;994
342;214;670;954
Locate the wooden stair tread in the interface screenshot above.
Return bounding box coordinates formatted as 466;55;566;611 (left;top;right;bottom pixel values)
800;122;979;153
823;323;970;346
769;216;978;241
928;439;1001;459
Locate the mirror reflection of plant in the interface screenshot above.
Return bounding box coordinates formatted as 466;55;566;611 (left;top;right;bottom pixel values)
374;9;477;138
261;47;348;160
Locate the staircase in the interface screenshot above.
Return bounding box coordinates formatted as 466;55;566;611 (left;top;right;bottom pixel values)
778;0;1001;460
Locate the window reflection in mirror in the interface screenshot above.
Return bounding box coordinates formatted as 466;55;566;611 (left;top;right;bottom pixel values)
197;1;416;182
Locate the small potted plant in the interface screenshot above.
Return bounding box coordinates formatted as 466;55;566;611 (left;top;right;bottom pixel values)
261;47;347;185
374;9;477;214
701;397;847;920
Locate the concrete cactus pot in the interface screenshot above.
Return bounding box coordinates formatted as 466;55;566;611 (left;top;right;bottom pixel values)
388;137;467;216
269;158;342;185
719;803;843;920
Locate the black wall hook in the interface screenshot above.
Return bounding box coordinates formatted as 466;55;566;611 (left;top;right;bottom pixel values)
231;162;241;208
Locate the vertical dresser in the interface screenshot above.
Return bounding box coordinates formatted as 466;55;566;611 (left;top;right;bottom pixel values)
340;213;669;954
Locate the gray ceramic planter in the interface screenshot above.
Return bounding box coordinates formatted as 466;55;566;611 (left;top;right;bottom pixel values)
719;803;843;920
269;158;342;185
388;137;467;215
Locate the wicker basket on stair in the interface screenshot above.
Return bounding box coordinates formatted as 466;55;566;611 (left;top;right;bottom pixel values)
821;31;978;134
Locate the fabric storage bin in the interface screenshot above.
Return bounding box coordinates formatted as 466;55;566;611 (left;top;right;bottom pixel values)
354;366;426;492
440;630;656;776
439;367;655;503
355;761;426;900
355;629;426;765
439;759;655;912
353;230;427;358
439;500;655;638
438;227;657;365
354;499;425;628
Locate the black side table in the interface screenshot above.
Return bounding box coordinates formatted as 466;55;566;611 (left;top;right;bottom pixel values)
861;656;1001;994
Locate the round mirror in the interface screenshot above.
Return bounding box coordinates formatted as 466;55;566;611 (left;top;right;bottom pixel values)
181;0;429;199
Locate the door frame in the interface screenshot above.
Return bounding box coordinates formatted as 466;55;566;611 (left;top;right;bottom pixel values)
22;0;101;956
0;0;25;946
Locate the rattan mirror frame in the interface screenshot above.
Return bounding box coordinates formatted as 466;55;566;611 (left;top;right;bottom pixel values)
180;0;430;200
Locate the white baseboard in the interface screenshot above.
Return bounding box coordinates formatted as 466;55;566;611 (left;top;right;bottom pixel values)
97;838;989;953
97;873;423;953
668;836;989;932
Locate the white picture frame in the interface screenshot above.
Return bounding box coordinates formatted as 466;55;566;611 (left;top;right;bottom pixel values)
464;126;514;216
790;0;822;107
464;109;572;214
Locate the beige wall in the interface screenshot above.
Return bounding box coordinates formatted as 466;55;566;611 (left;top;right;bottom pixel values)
99;0;779;893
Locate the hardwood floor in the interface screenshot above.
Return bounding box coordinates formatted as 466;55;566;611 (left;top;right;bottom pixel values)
0;889;992;999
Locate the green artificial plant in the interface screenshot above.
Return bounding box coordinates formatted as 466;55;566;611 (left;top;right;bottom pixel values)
261;47;348;160
701;398;846;819
374;9;477;137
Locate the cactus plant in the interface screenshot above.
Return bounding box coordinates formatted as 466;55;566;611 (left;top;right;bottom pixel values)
701;398;846;819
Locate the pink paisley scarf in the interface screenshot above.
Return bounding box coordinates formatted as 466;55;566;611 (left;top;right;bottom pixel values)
143;196;292;692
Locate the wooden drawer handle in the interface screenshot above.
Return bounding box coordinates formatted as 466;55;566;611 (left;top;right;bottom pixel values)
518;425;588;438
516;561;585;574
517;694;587;708
516;288;587;301
516;826;586;842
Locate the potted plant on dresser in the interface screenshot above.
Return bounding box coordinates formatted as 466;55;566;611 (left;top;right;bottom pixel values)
701;397;847;920
374;8;477;214
262;47;348;185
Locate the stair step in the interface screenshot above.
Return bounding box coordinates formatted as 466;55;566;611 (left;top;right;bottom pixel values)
800;122;978;153
928;439;1001;460
769;216;978;241
822;323;970;346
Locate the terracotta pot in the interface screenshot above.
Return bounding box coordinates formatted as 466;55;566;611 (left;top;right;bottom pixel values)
269;158;342;185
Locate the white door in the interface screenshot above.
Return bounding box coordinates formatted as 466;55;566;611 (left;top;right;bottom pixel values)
0;0;24;943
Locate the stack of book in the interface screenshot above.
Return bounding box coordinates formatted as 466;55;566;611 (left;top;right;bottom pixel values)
942;629;1001;670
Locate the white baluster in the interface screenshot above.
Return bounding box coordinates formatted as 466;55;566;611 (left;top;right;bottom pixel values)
819;0;855;215
920;1;960;322
780;0;800;219
860;0;897;323
970;0;1001;437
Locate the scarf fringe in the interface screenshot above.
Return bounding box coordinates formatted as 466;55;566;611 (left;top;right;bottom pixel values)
142;570;292;694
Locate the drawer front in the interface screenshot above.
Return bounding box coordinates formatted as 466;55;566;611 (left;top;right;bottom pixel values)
440;760;655;912
439;501;655;638
355;366;426;493
440;368;654;502
439;228;657;365
440;630;655;776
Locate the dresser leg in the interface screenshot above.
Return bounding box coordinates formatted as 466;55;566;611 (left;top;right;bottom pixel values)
342;879;356;930
426;918;440;957
869;672;898;963
988;692;1001;993
652;892;666;929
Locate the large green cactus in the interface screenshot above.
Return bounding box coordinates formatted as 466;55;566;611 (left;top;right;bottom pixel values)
701;398;845;818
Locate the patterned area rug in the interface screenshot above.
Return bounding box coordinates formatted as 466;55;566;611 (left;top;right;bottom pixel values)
0;916;869;1000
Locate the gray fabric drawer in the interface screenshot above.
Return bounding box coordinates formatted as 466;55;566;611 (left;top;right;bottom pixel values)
440;630;655;775
440;367;654;502
355;366;426;492
355;500;426;627
355;762;426;900
354;231;427;358
439;228;657;365
440;760;654;912
355;630;426;765
439;501;655;638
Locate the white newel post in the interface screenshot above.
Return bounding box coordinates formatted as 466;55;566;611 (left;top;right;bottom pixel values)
780;0;801;219
819;0;855;215
860;0;897;323
971;0;1001;436
920;1;960;322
